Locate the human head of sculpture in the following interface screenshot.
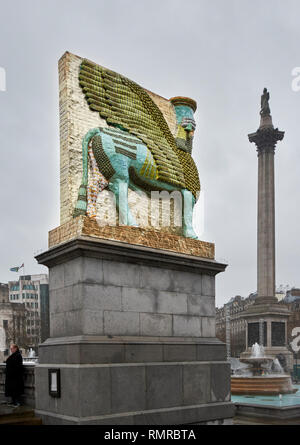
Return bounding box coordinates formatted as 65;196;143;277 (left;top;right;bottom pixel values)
169;96;197;153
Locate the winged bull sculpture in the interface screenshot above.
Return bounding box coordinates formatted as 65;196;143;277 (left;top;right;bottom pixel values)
73;59;201;239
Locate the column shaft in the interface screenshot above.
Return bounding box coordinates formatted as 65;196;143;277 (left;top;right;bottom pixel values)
257;150;276;298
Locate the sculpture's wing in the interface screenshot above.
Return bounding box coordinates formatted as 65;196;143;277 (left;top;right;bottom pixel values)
79;59;185;189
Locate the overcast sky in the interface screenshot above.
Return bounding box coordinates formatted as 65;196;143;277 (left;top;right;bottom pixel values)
0;0;299;306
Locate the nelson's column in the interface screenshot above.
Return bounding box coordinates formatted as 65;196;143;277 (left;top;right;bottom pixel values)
240;89;292;370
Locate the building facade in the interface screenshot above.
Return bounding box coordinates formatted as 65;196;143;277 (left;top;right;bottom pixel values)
216;294;256;357
0;283;9;303
8;274;50;348
0;282;27;362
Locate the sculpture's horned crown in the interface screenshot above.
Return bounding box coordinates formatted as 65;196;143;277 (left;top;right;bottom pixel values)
169;96;197;112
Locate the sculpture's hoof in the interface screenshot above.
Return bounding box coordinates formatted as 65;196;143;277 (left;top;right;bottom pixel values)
184;230;198;240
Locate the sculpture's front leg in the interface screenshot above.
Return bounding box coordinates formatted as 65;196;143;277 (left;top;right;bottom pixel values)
109;178;137;226
182;189;198;239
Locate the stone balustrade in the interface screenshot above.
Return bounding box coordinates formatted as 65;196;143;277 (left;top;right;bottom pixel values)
0;363;35;407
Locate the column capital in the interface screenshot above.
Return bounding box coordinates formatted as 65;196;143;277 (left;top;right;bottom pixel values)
248;127;285;155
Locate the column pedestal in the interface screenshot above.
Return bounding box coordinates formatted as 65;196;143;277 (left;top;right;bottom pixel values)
240;302;293;371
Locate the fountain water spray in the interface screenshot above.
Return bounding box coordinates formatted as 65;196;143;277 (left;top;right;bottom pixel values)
231;343;297;395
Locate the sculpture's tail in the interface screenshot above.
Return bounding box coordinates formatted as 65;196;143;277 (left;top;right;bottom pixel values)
73;128;100;217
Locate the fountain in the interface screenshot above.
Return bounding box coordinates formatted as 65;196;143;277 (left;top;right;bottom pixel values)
240;343;273;376
23;348;38;364
231;343;297;395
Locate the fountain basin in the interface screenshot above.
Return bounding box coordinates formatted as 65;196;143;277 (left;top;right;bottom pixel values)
231;375;297;395
239;356;274;376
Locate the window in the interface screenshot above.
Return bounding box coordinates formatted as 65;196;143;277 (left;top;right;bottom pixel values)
3;320;8;329
271;322;285;346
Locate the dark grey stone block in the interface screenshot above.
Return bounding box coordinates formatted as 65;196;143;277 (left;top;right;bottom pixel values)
41;344;77;364
49;264;65;291
202;274;215;297
163;344;197;362
80;344;125;364
157;291;187;315
173;315;201;337
103;260;140;288
211;363;231;402
58;367;80;417
82;309;104;335
140;266;173;291
122;287;157;313
104;311;140;336
111;366;146;413
83;283;122;311
196;344;226;361
81;257;103;284
125;344;163;363
202;317;216;337
187;295;215;316
146;365;183;409
172;271;202;294
79;367;111;416
64;257;83;286
140;313;172;336
183;364;210;405
50;312;67;337
64;310;83;336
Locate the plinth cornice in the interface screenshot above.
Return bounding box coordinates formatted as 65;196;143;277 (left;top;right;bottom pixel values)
36;235;227;276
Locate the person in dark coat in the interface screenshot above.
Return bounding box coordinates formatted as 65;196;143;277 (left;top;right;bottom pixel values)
5;344;24;407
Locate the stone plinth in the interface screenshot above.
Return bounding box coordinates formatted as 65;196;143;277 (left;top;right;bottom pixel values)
48;216;215;259
34;235;234;425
